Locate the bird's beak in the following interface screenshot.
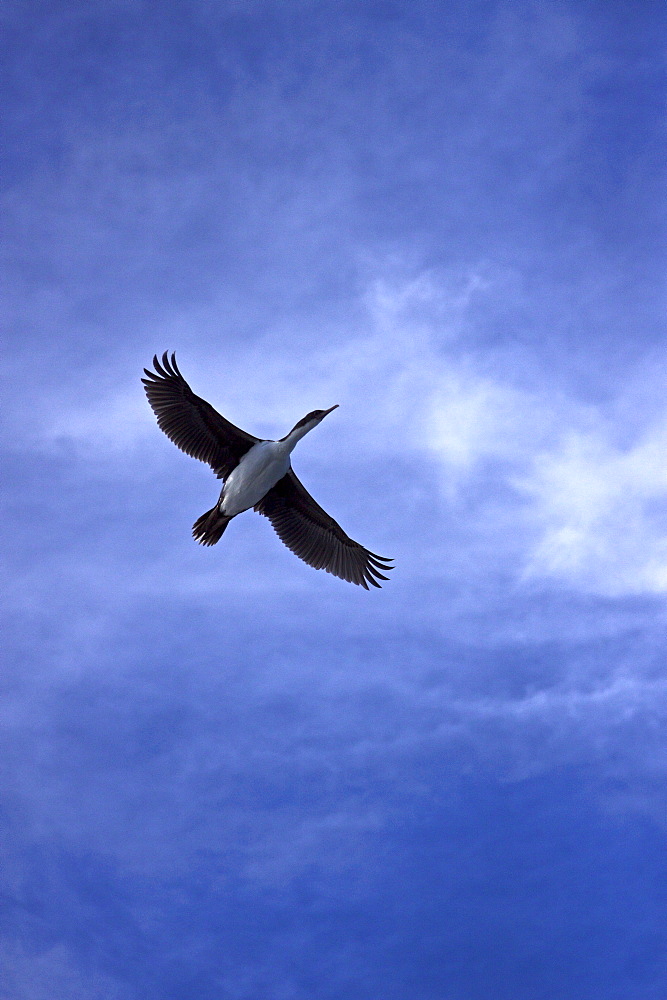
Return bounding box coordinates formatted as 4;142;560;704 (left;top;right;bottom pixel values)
323;405;339;417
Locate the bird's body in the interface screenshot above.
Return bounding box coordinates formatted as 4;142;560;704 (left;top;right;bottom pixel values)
221;439;292;517
142;353;392;588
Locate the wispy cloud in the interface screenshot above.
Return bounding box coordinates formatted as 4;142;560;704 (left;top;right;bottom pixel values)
518;416;667;594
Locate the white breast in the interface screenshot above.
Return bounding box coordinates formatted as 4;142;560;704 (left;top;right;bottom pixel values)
220;441;290;517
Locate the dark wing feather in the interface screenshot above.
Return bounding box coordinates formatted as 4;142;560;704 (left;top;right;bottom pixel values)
255;470;393;589
142;352;258;479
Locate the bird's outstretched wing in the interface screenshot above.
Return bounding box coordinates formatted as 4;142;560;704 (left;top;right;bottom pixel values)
142;352;258;479
255;470;393;588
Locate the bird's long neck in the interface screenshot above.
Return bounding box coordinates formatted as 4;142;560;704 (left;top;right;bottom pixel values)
280;417;319;453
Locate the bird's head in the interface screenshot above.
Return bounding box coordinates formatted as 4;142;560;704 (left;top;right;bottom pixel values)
302;404;339;425
283;404;339;444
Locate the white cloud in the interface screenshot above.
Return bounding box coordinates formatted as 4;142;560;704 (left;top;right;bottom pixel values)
517;416;667;595
45;389;151;457
357;271;667;598
428;374;530;472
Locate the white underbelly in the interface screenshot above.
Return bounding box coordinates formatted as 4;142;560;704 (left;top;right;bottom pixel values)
220;442;290;517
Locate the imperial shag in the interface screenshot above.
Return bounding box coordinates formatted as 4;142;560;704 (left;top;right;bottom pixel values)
142;353;392;588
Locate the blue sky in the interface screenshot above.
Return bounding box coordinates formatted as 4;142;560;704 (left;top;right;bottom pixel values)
2;1;666;997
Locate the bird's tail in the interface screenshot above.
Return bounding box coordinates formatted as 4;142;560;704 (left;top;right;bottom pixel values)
192;506;231;546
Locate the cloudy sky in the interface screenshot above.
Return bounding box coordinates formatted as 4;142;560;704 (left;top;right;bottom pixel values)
2;2;666;997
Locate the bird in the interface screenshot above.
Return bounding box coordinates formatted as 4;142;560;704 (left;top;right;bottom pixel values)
142;352;393;588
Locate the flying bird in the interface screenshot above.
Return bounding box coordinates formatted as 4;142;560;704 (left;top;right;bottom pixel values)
142;353;392;588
